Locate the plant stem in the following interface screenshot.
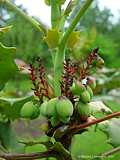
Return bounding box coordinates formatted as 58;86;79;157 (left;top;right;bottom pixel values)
0;142;73;160
0;149;58;160
54;46;65;96
51;0;61;29
0;0;47;35
101;146;120;157
54;0;94;96
68;112;120;134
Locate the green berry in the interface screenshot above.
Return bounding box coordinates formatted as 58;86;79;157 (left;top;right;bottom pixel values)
40;101;48;117
20;101;35;118
30;106;40;119
60;116;70;124
86;86;93;99
56;96;73;118
47;98;57;117
77;101;90;117
50;116;59;127
80;90;91;103
70;80;85;96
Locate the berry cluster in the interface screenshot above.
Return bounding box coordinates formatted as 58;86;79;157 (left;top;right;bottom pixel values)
20;49;104;129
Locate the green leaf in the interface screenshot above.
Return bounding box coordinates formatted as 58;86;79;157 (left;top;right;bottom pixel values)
0;96;33;120
0;121;24;152
44;29;61;49
71;127;112;159
99;118;120;147
0;43;18;90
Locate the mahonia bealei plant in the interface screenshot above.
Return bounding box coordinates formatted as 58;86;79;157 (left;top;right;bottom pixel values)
1;0;120;160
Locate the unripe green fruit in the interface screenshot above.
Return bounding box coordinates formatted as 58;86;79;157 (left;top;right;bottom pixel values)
56;96;73;118
40;101;48;117
77;101;90;117
47;98;57;117
60;116;70;124
20;101;35;118
50;116;59;127
30;106;40;119
87;77;96;90
80;90;91;103
70;80;85;96
86;86;93;99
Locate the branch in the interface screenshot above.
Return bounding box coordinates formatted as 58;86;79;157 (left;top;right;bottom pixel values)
0;142;72;160
51;0;61;29
68;112;120;134
0;0;47;35
0;149;58;160
101;146;120;157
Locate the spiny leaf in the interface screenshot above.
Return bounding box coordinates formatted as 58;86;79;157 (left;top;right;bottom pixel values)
44;29;61;49
0;43;18;90
99;118;120;147
0;96;33;120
